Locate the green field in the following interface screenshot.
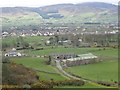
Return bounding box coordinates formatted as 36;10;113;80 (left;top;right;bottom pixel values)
11;57;110;88
61;47;118;82
6;36;118;87
29;47;118;57
65;60;118;82
30;47;97;55
12;57;110;88
11;47;118;81
11;47;118;88
2;36;50;47
28;47;118;82
12;57;66;81
2;4;118;88
23;36;50;44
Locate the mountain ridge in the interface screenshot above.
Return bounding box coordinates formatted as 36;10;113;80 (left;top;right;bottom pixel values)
1;2;118;29
1;2;117;13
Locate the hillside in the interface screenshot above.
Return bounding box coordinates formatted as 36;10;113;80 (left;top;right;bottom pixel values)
1;2;118;30
2;62;39;85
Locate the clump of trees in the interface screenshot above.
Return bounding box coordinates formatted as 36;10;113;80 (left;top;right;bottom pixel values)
58;80;85;86
2;57;10;63
2;36;32;50
31;79;85;88
97;81;117;87
2;42;10;50
45;56;51;65
16;36;30;49
31;80;54;88
48;33;118;48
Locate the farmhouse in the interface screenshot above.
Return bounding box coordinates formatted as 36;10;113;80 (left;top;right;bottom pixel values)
2;32;9;37
5;48;23;57
5;51;22;57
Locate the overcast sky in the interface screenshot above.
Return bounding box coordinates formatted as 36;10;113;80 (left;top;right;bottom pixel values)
0;0;118;7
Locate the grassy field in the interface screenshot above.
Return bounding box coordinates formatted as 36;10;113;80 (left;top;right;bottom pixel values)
29;47;118;57
2;36;50;46
61;47;118;82
65;60;118;82
11;47;118;88
27;46;118;82
6;36;118;87
11;57;66;81
29;47;96;55
27;47;118;82
11;57;108;88
11;57;110;88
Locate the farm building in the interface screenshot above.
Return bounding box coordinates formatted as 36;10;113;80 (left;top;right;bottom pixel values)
5;48;23;57
60;53;98;67
5;51;22;57
50;53;77;60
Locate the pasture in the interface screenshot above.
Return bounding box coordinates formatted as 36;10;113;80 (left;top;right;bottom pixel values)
62;47;118;82
10;46;118;88
11;47;118;82
11;57;66;81
29;46;118;57
11;57;109;88
2;36;50;46
4;35;118;88
65;60;118;82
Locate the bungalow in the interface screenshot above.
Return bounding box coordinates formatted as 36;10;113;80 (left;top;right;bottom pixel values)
5;51;22;57
2;32;9;37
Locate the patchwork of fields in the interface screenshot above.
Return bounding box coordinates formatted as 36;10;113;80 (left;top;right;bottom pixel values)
2;2;118;88
11;46;118;88
3;35;118;88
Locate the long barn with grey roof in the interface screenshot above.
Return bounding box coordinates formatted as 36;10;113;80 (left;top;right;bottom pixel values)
60;53;98;67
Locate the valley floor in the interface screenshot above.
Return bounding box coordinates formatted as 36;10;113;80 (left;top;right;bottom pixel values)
11;47;118;88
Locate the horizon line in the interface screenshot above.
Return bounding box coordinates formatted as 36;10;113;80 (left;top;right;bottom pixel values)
0;1;118;8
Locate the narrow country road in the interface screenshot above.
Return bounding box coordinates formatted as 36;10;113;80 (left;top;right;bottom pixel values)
55;60;87;81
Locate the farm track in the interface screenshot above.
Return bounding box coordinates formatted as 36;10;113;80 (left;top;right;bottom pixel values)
55;60;115;88
56;60;86;81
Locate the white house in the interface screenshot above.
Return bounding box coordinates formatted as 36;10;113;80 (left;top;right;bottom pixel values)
2;32;9;37
46;40;50;44
5;51;22;57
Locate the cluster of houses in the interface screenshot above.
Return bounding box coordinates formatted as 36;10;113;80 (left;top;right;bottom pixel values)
2;31;55;38
2;23;119;38
2;29;118;38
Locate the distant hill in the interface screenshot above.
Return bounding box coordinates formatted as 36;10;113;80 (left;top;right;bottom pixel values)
1;2;118;29
76;2;117;9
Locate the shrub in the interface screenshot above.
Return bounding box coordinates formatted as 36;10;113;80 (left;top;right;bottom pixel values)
2;57;10;63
